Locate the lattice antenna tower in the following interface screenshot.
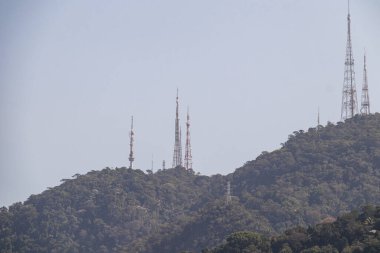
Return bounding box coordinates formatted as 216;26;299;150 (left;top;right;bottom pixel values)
226;181;232;205
151;154;154;172
317;107;320;129
360;51;370;115
162;160;166;170
180;127;183;164
184;107;193;170
341;0;358;120
128;116;135;169
317;107;321;141
172;89;183;167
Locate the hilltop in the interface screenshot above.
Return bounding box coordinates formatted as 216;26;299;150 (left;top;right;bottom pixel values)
1;114;380;252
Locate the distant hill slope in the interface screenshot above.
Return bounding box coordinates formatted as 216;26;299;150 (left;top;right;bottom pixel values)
207;205;380;253
0;167;225;252
149;114;380;253
233;113;380;231
1;114;380;253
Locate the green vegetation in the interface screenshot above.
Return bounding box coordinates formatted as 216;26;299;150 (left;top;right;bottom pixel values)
1;114;380;252
207;205;380;253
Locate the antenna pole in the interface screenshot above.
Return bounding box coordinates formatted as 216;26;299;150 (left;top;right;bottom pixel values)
360;51;370;114
151;154;154;172
128;116;135;169
317;107;320;128
341;0;358;120
184;107;193;170
226;181;232;205
172;89;183;167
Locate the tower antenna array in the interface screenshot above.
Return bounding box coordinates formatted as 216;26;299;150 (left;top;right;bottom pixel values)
341;0;358;120
184;107;193;170
360;51;370;115
172;89;183;167
128;116;135;169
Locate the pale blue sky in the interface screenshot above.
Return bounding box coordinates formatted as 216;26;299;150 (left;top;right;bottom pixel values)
1;0;379;207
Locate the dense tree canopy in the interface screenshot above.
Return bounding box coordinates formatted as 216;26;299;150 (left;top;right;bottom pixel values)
207;205;380;253
1;114;380;252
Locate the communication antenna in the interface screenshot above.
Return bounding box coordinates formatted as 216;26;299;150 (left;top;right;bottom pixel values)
317;107;321;142
184;107;193;170
128;116;135;169
341;0;358;120
162;160;166;170
151;154;154;172
172;89;183;167
317;107;320;128
360;51;370;115
226;181;232;205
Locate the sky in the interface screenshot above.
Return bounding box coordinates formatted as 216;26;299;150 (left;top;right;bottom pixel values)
0;0;379;207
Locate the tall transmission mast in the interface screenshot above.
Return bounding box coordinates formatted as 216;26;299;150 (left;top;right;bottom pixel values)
226;181;232;205
180;127;183;163
341;0;358;120
172;89;182;167
317;107;321;142
360;52;370;115
184;107;193;170
151;154;154;172
128;116;135;169
317;107;320;128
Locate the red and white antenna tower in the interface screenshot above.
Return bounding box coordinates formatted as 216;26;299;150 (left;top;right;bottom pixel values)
360;51;370;115
128;116;135;169
341;0;358;120
172;89;182;167
184;107;193;170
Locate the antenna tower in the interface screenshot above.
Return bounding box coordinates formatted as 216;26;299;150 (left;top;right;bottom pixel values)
172;90;182;167
317;107;320;129
162;160;166;170
184;108;193;170
151;154;154;172
317;107;321;139
341;0;358;120
226;181;232;205
128;116;135;169
360;52;370;115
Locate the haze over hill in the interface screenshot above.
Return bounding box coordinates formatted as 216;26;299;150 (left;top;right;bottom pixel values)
1;1;380;207
1;114;380;252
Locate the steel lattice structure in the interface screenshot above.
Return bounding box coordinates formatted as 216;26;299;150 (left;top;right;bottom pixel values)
184;108;193;170
360;53;370;115
172;90;182;167
128;116;135;169
341;1;358;120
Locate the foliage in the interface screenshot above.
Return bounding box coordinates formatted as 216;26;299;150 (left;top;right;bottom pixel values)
1;114;380;252
233;114;380;232
209;205;380;253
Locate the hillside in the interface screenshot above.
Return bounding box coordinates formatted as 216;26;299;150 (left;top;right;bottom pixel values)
207;205;380;253
0;167;225;252
1;114;380;252
233;113;380;231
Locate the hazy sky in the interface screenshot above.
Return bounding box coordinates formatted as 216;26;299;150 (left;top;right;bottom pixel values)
1;0;379;207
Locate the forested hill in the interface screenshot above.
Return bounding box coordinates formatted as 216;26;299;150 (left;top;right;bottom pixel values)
207;205;380;253
232;113;380;232
1;113;380;253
